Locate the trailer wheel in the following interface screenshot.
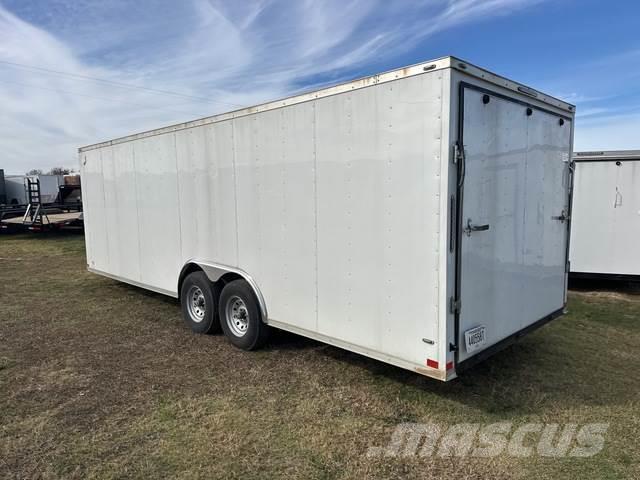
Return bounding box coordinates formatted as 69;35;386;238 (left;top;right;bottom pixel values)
219;279;269;350
180;272;221;334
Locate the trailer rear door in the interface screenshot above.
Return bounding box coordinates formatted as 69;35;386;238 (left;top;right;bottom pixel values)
456;84;572;363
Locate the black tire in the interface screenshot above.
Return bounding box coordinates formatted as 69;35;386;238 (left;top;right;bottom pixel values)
218;279;269;350
180;271;221;334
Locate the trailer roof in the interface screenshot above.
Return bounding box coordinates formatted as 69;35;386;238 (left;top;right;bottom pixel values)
574;150;640;162
79;56;575;153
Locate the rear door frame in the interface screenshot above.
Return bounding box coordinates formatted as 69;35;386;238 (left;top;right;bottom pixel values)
453;81;574;371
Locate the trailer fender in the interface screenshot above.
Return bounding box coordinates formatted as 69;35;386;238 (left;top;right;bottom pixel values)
178;260;268;322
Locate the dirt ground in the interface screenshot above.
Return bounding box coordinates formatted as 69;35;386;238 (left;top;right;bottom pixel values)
1;233;638;479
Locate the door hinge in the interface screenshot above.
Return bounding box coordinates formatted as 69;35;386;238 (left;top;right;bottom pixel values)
454;141;467;187
449;296;460;314
453;141;465;164
552;210;570;223
449;342;459;352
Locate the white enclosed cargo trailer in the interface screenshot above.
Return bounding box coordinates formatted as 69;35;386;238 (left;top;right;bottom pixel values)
570;150;640;278
80;57;575;381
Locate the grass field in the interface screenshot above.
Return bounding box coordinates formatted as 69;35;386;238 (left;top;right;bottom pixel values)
1;233;638;479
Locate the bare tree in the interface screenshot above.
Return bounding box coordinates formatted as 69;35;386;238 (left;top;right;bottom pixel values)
25;169;43;175
48;167;73;175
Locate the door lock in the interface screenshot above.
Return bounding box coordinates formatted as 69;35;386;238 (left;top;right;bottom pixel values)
464;218;490;237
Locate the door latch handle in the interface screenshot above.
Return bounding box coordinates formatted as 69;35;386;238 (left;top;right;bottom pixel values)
464;219;490;237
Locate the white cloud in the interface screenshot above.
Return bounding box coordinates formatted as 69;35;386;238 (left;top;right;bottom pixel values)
0;0;546;174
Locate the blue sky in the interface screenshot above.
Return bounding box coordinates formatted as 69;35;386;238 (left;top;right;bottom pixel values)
1;0;639;173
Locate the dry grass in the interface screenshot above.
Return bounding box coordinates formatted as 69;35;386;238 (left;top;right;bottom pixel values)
0;233;638;479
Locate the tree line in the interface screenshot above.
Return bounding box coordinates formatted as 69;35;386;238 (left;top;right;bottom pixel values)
25;167;76;176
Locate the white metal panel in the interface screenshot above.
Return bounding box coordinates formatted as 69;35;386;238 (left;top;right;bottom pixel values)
102;143;141;281
457;87;571;362
210;123;240;267
81;149;109;272
100;146;119;276
134;135;182;292
175;123;238;272
458;89;528;362
315;73;443;367
570;160;640;275
232;116;262;279
521;108;571;321
233;103;317;332
437;68;457;377
315;83;384;351
174;128;199;264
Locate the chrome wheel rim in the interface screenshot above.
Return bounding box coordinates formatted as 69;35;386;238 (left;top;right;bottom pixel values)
187;286;206;323
226;296;249;337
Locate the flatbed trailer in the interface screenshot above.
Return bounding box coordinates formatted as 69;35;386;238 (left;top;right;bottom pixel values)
80;56;575;381
1;211;83;230
0;177;83;233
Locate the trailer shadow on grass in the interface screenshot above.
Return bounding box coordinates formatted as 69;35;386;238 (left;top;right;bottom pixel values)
569;277;640;296
89;269;640;425
115;281;181;307
109;271;640;419
110;272;640;417
302;297;639;417
1;228;85;239
264;328;324;351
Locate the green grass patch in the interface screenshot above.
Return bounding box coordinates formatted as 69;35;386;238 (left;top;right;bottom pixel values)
0;232;638;479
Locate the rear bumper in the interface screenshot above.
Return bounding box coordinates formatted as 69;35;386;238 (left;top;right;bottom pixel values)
456;306;566;373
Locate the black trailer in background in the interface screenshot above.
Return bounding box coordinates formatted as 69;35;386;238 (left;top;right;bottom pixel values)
0;169;6;205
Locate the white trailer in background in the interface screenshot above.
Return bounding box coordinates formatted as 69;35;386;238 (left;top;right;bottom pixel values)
80;57;575;381
570;150;640;278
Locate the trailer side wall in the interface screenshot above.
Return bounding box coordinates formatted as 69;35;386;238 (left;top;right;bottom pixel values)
81;69;449;371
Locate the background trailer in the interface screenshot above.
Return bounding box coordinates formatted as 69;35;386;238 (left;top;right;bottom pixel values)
80;57;574;381
570;150;640;279
3;174;63;205
0;169;5;205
